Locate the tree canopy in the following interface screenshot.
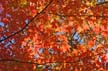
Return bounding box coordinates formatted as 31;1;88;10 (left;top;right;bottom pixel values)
0;0;108;71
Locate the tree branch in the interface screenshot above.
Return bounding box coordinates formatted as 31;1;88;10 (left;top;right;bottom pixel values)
0;52;105;65
0;0;53;43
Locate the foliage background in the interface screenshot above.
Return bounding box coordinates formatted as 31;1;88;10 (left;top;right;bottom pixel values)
0;0;108;71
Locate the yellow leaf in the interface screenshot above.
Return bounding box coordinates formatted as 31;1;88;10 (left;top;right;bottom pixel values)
20;0;27;7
